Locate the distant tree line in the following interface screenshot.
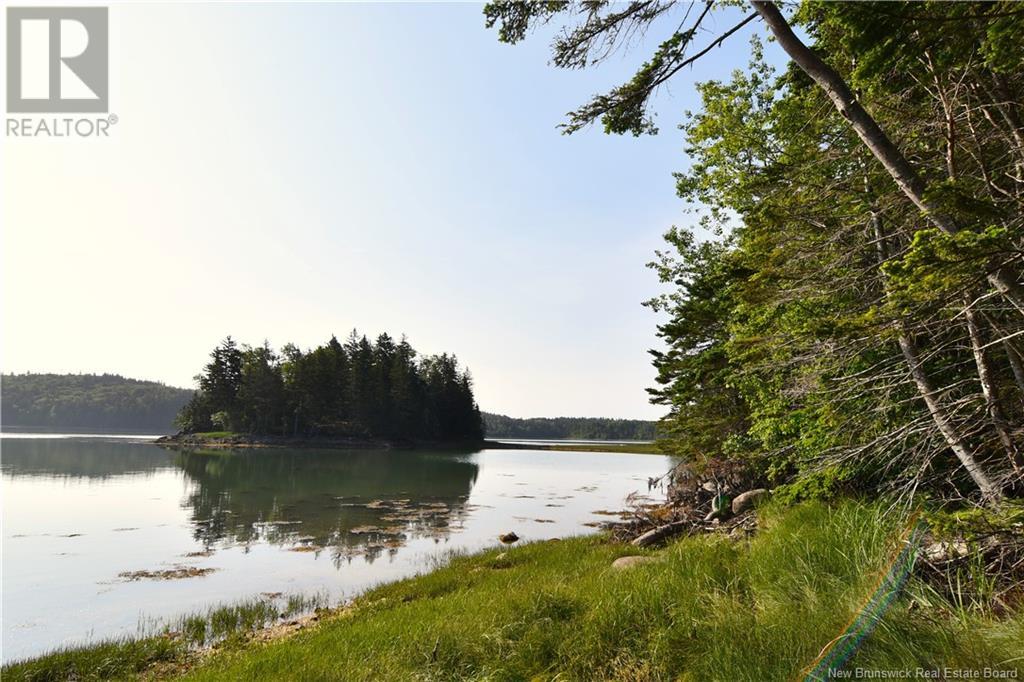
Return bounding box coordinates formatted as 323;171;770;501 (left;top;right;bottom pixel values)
482;413;656;441
176;333;484;442
1;373;192;431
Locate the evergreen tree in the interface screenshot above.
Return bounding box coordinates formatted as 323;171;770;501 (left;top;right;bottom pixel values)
236;342;285;435
177;331;484;443
198;337;243;428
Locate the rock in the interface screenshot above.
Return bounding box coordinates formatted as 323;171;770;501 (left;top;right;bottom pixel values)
498;532;519;544
612;555;658;570
118;566;217;581
731;489;769;515
490;551;514;570
923;540;969;563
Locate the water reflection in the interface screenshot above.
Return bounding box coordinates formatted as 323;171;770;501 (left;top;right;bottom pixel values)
171;448;480;564
1;438;175;479
3;436;673;662
1;439;480;565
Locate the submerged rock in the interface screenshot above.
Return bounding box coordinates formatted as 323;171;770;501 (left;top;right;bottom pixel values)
183;549;215;558
118;566;216;581
349;525;405;536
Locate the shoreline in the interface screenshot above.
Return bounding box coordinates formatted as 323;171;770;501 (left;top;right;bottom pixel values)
152;432;486;451
154;433;663;455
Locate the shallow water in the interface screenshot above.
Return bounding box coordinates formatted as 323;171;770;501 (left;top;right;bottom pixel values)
1;436;671;662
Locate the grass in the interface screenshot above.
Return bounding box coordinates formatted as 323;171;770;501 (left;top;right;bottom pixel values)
184;501;1022;680
189;431;238;439
163;593;327;649
7;501;1022;681
2;594;327;682
2;638;184;682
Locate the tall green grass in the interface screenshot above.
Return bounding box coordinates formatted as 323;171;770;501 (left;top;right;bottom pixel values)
2;593;327;682
181;500;1022;681
2;637;183;682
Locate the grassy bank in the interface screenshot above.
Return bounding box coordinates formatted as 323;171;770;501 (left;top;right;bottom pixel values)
7;500;1021;681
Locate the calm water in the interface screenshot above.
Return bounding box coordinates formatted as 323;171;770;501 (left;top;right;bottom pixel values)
1;436;671;662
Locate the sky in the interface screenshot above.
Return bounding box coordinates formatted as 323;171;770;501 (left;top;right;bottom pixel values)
2;2;783;420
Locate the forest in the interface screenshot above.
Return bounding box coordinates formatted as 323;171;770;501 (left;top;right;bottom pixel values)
175;333;484;442
1;373;192;431
482;413;656;440
485;0;1024;506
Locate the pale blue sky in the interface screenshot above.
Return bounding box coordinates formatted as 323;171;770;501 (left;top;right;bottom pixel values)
3;2;782;419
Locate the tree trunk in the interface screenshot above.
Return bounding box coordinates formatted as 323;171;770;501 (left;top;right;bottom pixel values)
983;312;1024;404
751;0;1024;314
1007;339;1024;399
1006;341;1024;401
982;73;1024;168
932;63;1022;480
897;332;1003;504
963;294;1023;477
866;192;1004;504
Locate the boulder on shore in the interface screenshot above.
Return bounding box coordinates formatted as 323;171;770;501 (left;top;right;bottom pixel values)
731;489;769;515
611;555;658;570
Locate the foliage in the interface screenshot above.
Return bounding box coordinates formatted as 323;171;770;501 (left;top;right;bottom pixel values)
482;412;656;440
176;332;484;443
486;1;1024;504
653;7;1024;502
1;373;192;431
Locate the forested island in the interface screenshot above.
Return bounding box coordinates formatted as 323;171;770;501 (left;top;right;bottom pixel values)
481;413;656;441
173;333;484;443
1;373;192;431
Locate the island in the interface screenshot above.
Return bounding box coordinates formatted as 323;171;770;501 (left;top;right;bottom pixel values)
165;333;484;447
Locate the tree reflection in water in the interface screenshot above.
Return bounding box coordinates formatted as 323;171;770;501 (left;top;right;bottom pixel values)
172;448;480;567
